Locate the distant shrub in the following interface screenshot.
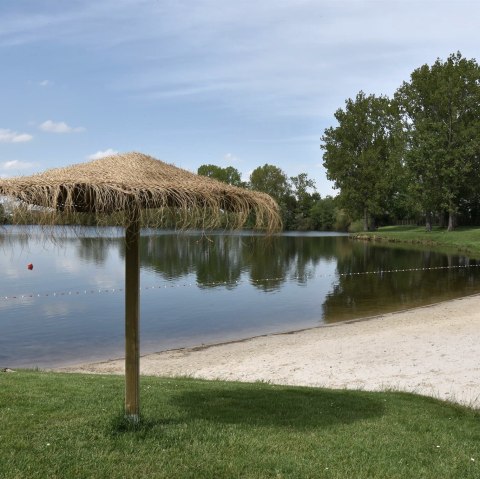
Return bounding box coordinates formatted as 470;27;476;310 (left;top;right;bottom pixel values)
348;219;365;233
334;209;351;232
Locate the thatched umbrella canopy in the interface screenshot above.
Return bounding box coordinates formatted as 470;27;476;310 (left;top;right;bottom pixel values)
0;152;281;422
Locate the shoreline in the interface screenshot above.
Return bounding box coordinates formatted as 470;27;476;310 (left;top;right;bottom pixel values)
56;293;480;408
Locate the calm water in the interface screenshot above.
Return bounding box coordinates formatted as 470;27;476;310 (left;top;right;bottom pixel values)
1;226;479;368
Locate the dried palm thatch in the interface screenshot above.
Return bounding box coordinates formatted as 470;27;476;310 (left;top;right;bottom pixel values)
0;152;281;233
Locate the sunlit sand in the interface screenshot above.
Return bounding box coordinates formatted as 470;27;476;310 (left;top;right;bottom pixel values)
58;293;480;408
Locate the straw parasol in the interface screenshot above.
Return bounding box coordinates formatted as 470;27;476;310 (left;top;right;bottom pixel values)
0;152;281;422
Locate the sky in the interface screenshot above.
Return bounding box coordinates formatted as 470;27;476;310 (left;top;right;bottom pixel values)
1;0;479;196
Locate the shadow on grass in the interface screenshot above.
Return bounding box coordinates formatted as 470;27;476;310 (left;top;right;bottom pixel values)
109;412;178;436
108;384;385;436
171;384;385;430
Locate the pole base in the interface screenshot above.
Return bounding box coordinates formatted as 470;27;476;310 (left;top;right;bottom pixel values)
124;413;140;425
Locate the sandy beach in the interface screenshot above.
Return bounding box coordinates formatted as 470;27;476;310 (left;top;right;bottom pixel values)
58;293;480;408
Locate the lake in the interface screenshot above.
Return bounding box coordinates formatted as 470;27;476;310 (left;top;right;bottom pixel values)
1;226;479;368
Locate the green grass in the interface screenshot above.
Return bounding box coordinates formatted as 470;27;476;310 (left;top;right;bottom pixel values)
1;371;480;478
353;226;480;257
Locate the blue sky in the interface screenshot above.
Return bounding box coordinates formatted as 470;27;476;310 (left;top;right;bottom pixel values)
1;0;479;196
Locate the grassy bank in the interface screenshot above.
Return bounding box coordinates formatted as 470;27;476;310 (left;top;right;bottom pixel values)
353;226;480;257
1;371;480;478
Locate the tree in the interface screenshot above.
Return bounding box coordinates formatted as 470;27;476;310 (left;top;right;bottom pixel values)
197;164;246;187
249;164;291;201
310;196;336;230
290;173;319;230
395;52;480;230
321;91;402;231
290;173;317;213
249;164;294;228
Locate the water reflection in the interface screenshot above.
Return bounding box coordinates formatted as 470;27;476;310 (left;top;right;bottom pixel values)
323;241;479;321
119;233;345;292
76;237;113;265
0;227;479;367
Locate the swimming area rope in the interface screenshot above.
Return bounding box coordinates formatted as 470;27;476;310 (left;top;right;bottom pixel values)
2;263;480;301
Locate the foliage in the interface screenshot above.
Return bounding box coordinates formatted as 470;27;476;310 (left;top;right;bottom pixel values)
290;173;320;229
197;164;246;187
395;52;480;231
320;52;480;231
310;196;337;230
321;91;403;232
333;208;351;232
196;163;328;231
290;173;318;214
348;219;366;233
249;164;292;203
249;165;323;230
2;371;480;479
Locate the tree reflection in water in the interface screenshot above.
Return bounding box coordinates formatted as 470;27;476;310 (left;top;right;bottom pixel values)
322;240;479;322
120;233;343;292
116;231;480;318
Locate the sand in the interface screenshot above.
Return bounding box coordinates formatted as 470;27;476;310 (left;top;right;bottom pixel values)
57;294;480;408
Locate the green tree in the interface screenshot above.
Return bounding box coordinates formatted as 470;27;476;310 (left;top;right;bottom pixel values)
197;164;246;187
249;164;294;229
321;91;402;231
395;52;480;230
290;173;319;229
249;164;291;202
310;196;336;230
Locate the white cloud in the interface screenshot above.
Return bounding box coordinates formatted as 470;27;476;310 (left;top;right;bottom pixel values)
2;160;36;170
87;148;119;160
0;128;33;143
39;79;52;87
39;120;85;133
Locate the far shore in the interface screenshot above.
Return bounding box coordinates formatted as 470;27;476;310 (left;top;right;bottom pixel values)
57;293;480;408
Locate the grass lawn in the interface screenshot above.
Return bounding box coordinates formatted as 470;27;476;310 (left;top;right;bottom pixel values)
353;226;480;258
1;371;480;478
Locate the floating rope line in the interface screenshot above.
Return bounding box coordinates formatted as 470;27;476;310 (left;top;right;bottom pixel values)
1;263;479;302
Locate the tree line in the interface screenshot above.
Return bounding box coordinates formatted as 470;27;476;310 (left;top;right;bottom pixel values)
197;164;345;231
199;53;480;232
322;51;480;231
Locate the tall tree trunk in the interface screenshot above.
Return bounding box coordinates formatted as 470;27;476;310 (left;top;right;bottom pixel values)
425;211;432;232
447;211;456;231
363;208;368;232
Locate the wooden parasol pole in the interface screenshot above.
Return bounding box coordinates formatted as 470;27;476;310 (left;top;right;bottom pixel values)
125;214;140;422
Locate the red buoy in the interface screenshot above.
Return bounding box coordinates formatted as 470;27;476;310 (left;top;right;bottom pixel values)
27;263;33;270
